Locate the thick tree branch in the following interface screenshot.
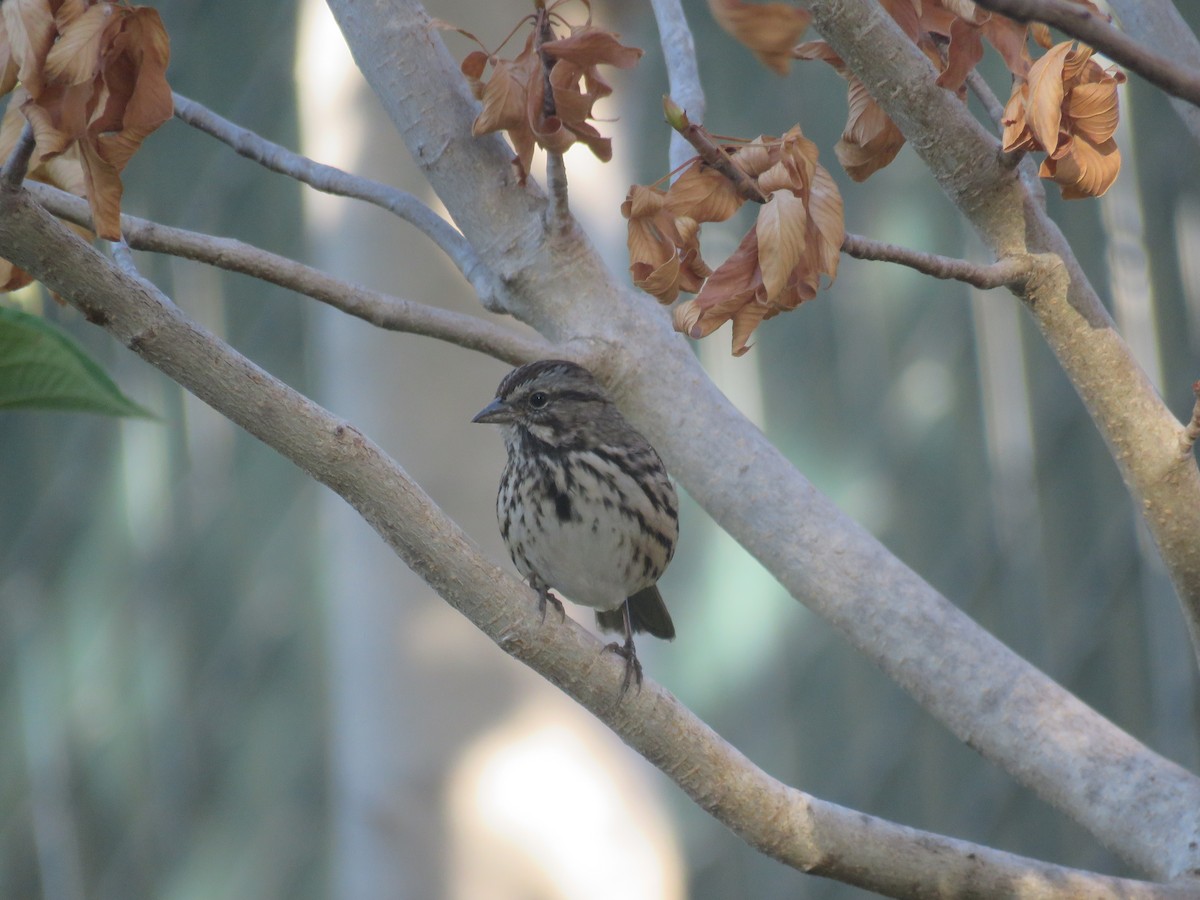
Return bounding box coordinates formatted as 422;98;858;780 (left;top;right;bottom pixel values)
972;0;1200;109
171;91;511;313
325;0;1200;880
0;182;1192;900
22;182;547;367
805;0;1200;706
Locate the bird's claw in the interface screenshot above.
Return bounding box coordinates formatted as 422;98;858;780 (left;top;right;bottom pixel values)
604;639;643;697
534;584;566;624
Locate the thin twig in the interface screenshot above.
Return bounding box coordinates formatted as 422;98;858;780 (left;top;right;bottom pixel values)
663;98;766;202
1;122;36;189
972;0;1200;109
534;6;571;227
650;0;707;174
171;92;511;312
544;151;570;228
841;233;1033;289
26;182;550;367
967;68;1006;129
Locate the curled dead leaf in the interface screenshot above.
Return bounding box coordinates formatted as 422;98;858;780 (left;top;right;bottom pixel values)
707;0;811;76
0;94;94;292
1;0;172;240
1002;40;1124;198
456;10;641;183
627;125;844;354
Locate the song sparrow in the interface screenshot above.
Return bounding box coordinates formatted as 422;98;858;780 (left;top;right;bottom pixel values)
472;360;678;694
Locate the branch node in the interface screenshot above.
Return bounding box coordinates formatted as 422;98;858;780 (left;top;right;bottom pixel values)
1182;381;1200;458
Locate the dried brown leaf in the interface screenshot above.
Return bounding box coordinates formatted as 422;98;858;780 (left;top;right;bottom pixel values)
1068;80;1119;143
1025;40;1070;151
708;0;811;75
756;189;807;299
1042;134;1120;199
808;163;845;280
540;24;642;69
3;0;55;96
836;77;906;181
937;16;984;93
665;160;743;223
44;2;114;84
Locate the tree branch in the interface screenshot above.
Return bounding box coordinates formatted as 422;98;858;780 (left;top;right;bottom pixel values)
171;91;512;313
805;0;1200;706
1;122;35;188
972;0;1200;109
650;0;707;173
0;182;1193;900
841;233;1033;289
1183;381;1200;458
533;8;571;229
325;0;1200;880
663;98;765;201
21;182;547;367
1104;0;1200;146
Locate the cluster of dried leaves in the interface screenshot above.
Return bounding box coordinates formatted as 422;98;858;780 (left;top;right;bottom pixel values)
1001;40;1123;199
0;0;171;288
713;0;1122;199
624;125;844;356
452;0;641;184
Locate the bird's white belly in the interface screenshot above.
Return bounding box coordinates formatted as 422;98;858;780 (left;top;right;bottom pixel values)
506;496;640;612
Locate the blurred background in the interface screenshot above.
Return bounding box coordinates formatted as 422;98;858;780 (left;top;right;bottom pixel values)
1;0;1199;897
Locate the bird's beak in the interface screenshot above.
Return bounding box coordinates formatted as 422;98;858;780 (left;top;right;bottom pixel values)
472;398;513;424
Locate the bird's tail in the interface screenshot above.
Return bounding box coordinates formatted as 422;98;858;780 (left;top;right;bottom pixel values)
595;585;675;640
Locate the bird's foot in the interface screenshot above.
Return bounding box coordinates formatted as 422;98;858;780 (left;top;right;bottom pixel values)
530;578;566;624
603;637;643;697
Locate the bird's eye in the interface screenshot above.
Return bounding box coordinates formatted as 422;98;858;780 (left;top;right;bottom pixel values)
528;391;549;409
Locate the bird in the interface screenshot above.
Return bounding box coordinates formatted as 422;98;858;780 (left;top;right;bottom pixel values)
472;359;678;694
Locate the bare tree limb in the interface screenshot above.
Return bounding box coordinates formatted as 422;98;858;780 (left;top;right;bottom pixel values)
841;233;1033;289
325;0;1200;880
1105;0;1200;146
650;0;707;173
972;0;1200;109
21;182;548;367
171;91;512;313
0;180;1194;900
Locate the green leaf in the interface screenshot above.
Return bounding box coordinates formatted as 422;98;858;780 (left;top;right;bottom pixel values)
0;306;155;418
